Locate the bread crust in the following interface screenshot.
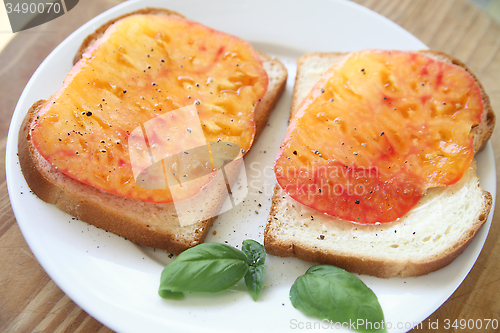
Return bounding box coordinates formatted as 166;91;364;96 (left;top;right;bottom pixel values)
265;50;494;277
265;184;492;278
19;9;287;255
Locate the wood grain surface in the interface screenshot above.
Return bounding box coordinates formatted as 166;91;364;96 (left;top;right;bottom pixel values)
1;0;499;332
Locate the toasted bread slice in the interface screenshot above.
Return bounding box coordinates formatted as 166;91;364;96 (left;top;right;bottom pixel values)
18;9;287;255
264;51;494;278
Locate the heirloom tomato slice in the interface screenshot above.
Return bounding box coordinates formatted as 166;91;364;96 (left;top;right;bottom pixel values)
31;14;268;203
275;50;483;223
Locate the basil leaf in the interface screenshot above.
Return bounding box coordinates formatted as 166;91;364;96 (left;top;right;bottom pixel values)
241;239;266;301
158;289;185;300
244;264;266;301
159;243;249;296
241;239;266;266
290;265;387;333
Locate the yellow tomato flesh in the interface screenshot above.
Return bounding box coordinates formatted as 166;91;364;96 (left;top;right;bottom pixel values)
275;50;483;224
31;15;268;203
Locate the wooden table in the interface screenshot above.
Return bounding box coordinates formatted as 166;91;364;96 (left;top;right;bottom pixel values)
1;0;498;332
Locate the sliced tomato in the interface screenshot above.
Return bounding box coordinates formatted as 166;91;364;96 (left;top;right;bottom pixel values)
31;14;268;203
275;50;483;224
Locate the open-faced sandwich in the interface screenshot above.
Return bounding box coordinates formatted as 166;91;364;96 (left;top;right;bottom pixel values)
18;8;287;254
265;50;494;277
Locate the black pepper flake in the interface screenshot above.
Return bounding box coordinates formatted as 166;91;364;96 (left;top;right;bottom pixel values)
86;111;92;116
321;88;325;93
183;151;189;154
319;235;325;240
123;90;127;94
355;200;360;204
187;128;192;133
293;150;297;155
314;150;320;155
380;132;385;136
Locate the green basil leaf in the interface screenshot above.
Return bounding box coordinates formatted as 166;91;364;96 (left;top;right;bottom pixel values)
244;264;266;301
290;265;387;333
159;243;249;296
158;289;185;300
241;239;266;266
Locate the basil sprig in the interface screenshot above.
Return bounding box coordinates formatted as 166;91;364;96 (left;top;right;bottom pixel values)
159;240;266;301
290;265;387;333
242;239;267;301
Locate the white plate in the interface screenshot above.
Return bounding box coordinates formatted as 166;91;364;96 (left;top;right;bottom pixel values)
6;0;496;332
